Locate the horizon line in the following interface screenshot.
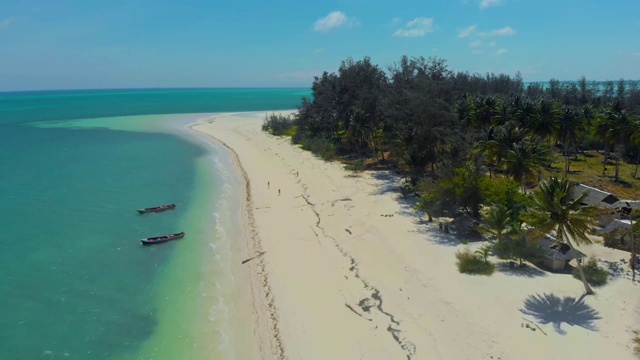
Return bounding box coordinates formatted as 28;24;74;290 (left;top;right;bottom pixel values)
3;79;639;95
0;86;313;95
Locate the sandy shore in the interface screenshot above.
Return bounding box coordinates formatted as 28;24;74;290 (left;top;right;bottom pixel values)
191;111;640;360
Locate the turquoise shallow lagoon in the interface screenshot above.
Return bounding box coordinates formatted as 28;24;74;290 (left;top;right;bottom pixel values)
0;88;307;359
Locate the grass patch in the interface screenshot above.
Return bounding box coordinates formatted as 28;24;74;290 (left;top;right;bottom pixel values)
456;248;495;275
573;257;609;286
541;150;640;199
633;331;640;358
282;125;298;138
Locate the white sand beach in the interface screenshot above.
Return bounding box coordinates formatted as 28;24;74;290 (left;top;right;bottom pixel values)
191;111;640;360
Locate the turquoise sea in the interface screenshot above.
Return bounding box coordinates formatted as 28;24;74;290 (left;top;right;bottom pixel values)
0;88;309;359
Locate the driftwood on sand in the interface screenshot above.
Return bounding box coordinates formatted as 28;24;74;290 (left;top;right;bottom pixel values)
241;251;266;264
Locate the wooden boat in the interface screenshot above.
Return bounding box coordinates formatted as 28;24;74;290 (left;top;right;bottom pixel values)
136;204;176;214
141;232;185;246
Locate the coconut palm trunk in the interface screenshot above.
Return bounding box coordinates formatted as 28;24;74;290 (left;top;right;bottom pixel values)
562;229;594;294
564;140;570;177
615;143;622;182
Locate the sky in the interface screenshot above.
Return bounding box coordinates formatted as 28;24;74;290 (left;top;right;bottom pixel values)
0;0;639;91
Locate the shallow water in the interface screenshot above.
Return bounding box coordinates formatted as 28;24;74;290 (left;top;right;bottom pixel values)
0;88;307;359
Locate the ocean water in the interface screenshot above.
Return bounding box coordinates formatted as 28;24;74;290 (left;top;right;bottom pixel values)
0;88;308;359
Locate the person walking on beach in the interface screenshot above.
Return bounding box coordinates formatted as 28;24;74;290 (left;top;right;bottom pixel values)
268;181;270;189
278;189;281;196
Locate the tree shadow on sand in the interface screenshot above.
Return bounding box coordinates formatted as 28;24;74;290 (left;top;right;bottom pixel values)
520;293;601;335
497;263;547;278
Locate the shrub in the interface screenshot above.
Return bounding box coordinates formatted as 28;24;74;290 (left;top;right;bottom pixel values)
262;113;295;135
633;331;640;357
480;176;531;221
492;239;513;260
295;135;337;161
492;237;545;267
456;248;495;275
573;257;609;286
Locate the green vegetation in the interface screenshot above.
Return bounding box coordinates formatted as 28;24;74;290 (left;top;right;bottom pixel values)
262;113;295;135
294;135;337;161
572;258;609;286
492;236;545;267
525;177;597;294
261;55;640;284
456;248;495;275
633;331;640;358
278;55;640;204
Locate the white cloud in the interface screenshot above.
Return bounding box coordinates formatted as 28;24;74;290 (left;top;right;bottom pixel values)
478;26;516;37
480;0;504;9
458;24;477;38
313;48;324;54
313;11;356;32
487;41;497;47
496;48;507;55
0;17;14;29
469;40;483;48
490;26;515;36
393;17;434;38
634;53;640;58
391;17;402;25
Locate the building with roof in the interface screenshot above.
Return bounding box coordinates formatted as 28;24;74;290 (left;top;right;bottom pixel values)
537;235;587;272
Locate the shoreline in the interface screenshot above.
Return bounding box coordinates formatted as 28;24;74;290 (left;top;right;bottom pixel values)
188;116;285;360
190;111;640;360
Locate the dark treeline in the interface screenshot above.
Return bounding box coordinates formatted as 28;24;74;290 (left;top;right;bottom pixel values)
265;55;640;218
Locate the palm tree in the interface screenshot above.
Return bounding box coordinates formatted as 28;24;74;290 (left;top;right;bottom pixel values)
606;107;632;182
471;96;500;130
476;128;500;178
527;99;558;167
556;106;583;176
491;121;528;173
527;99;558;142
514;99;536;128
592;112;614;175
524;177;596;295
629;118;640;178
479;204;514;243
503;136;551;192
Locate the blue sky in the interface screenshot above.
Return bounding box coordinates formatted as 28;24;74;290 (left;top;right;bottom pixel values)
1;0;639;91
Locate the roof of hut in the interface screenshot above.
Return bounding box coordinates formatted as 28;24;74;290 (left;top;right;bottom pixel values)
597;219;632;235
573;184;620;208
537;235;586;261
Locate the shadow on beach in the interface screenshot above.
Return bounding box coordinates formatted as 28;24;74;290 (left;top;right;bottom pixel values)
520;293;601;335
497;263;548;278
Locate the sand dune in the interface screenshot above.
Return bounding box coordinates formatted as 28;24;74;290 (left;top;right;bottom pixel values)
191;111;640;360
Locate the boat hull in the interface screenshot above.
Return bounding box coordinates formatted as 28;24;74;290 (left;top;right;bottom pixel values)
137;204;176;214
141;232;185;246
